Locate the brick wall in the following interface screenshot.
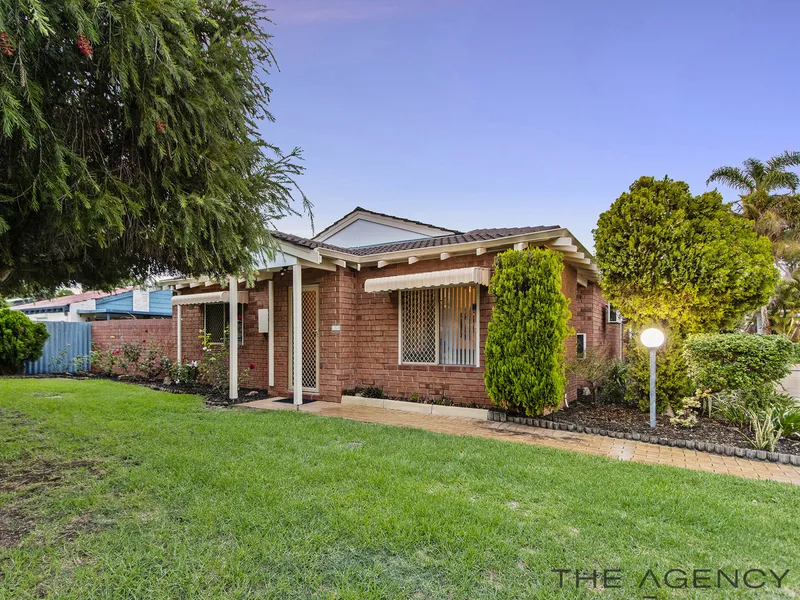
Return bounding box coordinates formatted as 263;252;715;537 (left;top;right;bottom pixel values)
569;281;624;400
172;251;615;406
91;319;174;356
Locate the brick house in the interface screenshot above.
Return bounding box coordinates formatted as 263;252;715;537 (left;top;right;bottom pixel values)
165;208;621;406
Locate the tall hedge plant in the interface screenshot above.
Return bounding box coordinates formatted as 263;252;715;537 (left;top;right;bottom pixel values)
484;249;572;416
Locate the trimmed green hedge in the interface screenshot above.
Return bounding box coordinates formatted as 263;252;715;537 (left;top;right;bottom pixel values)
684;333;794;392
484;248;571;416
0;309;49;374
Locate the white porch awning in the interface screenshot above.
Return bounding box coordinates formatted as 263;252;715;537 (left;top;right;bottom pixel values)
171;291;249;306
364;267;490;293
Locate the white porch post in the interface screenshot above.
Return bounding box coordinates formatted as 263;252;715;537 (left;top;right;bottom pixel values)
268;279;275;388
292;264;303;406
229;276;238;402
176;304;182;364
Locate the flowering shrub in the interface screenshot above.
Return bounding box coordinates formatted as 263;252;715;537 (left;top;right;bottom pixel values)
197;328;253;396
119;342;143;375
141;342;170;379
169;361;199;384
90;348;118;376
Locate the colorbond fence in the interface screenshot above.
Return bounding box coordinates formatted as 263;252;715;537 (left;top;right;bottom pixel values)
24;322;92;375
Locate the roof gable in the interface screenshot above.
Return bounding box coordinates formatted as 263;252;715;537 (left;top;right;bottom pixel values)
312;207;458;246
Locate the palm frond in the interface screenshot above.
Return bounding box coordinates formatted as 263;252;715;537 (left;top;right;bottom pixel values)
743;158;766;183
767;150;800;172
762;170;800;193
706;165;754;191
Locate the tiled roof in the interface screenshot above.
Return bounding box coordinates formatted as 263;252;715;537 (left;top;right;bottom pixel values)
272;226;559;257
311;206;461;240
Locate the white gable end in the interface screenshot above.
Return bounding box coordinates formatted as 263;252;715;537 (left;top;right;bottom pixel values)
324;219;432;248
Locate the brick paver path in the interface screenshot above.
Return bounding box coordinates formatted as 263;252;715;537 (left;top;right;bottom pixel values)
239;398;800;485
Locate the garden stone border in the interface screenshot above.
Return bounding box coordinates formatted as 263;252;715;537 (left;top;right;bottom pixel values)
487;410;800;467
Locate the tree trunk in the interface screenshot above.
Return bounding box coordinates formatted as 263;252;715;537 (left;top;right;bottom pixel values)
759;304;770;334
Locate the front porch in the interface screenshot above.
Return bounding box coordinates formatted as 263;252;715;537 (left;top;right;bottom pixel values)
169;256;339;406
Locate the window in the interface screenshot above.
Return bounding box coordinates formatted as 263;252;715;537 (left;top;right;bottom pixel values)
607;304;622;323
399;286;478;366
204;303;244;345
576;333;586;359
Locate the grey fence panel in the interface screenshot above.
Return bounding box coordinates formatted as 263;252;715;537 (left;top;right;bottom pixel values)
25;322;92;374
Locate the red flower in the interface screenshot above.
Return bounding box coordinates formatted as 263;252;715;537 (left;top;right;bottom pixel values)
144;329;149;333
249;364;255;370
156;119;166;134
112;349;121;355
0;32;14;57
77;33;93;58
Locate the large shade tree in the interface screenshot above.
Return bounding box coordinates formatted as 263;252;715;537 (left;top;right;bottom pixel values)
0;0;308;296
594;176;777;410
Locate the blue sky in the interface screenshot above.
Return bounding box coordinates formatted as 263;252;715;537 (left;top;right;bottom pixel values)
262;0;800;250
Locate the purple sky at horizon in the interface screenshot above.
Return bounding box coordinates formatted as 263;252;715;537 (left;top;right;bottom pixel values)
260;0;800;250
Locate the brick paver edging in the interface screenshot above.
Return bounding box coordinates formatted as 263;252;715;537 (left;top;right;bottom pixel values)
487;410;800;467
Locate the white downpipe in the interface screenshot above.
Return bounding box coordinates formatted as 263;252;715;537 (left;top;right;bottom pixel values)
268;279;275;388
176;304;182;364
292;264;303;406
229;276;238;401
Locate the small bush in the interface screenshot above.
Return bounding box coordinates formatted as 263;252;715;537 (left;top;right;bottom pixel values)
484;249;572;416
566;349;612;401
0;309;49;374
197;329;251;395
685;334;794;392
712;387;796;425
91;348;119;376
597;360;628;404
169;361;199;384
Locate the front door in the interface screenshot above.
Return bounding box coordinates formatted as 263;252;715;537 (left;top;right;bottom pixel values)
288;285;319;393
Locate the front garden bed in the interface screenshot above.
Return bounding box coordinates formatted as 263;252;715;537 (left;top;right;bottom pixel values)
489;400;800;464
34;372;272;407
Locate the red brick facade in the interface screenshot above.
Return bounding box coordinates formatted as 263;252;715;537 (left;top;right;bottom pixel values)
92;319;174;356
172;251;620;405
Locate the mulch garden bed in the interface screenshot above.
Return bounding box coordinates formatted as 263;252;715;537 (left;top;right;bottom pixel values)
539;400;800;458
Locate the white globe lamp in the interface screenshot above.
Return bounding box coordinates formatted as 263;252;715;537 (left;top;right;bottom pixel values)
640;327;665;428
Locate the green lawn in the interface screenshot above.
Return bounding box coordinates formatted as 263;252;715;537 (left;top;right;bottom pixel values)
0;380;798;599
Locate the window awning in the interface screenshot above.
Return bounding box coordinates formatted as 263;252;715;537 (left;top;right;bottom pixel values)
364;267;490;293
171;291;249;306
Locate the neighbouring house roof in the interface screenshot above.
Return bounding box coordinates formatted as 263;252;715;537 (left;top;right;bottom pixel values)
13;288;132;312
311;206;461;243
13;288;172;318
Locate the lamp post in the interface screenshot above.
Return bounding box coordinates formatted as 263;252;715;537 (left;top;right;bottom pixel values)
640;328;665;429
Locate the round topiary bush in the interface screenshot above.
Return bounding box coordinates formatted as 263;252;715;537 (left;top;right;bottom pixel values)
0;309;49;374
